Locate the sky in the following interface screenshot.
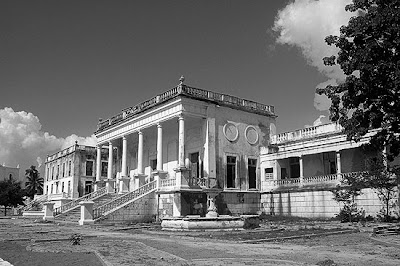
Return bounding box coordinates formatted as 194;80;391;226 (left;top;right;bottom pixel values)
1;0;354;175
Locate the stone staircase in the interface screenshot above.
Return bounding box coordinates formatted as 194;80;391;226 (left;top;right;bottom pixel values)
94;180;157;222
55;192;119;223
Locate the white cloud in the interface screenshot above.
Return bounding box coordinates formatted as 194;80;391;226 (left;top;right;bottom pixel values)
0;107;97;178
273;0;353;115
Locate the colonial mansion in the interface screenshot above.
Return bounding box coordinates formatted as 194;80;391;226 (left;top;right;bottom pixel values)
39;77;387;223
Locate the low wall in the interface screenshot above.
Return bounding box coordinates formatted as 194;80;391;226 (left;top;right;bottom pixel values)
98;192;158;224
260;188;385;218
220;192;260;215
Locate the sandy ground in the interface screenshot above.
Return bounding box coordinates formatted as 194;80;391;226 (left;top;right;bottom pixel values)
0;217;399;266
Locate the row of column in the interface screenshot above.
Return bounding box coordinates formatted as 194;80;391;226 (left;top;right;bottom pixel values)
94;115;186;191
298;150;342;179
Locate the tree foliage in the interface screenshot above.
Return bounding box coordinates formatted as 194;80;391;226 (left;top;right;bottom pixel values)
317;0;400;160
25;165;44;199
0;178;25;216
362;155;399;221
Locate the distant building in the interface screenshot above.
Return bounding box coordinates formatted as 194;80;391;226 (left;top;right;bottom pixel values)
0;164;20;183
44;142;109;201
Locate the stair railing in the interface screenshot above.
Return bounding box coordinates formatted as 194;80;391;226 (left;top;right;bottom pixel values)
93;180;156;220
54;186;108;215
20;194;48;211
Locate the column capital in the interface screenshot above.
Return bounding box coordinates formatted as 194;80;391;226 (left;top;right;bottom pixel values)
157;123;162;128
122;135;127;140
108;140;113;145
178;114;184;120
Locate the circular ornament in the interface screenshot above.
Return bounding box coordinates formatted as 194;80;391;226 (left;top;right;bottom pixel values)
223;122;239;142
245;125;259;145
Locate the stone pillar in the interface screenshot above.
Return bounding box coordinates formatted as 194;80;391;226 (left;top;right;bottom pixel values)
138;131;144;175
106;141;114;193
156;123;163;171
336;150;341;174
78;201;95;225
42;202;55;221
94;145;102;191
119;136;130;194
299;155;304;186
203;108;217;187
134;131;147;190
178;115;185;168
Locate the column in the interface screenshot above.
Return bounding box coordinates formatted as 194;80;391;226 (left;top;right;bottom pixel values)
119;136;130;194
156;123;163;171
299;155;304;186
178;115;185;168
138;131;144;174
106;141;115;193
336;150;341;174
134;131;146;190
94;145;102;191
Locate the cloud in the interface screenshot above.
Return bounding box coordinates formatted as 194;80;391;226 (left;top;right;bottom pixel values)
273;0;353;114
0;107;96;178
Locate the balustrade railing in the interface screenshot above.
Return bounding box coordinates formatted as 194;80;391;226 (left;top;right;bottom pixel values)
97;84;275;131
188;177;207;187
93;180;157;220
272;123;343;144
270;172;364;189
160;178;176;187
54;186;108;216
21;194;48;211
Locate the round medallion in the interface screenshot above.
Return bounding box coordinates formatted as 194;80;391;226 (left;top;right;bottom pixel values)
245;125;259;145
223;122;239;142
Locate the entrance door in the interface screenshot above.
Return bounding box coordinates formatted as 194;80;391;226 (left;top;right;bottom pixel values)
248;158;257;189
85;181;92;194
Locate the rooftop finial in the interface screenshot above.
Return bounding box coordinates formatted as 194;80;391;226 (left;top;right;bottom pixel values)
179;75;185;85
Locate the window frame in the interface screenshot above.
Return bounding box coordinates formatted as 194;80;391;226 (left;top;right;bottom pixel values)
225;153;238;189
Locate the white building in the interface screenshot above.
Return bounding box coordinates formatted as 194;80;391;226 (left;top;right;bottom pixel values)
44;142;109;202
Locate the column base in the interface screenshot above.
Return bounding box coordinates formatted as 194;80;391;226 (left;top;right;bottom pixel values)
105;179;116;193
174;167;189;189
119;176;130;194
79;219;94;225
133;174;147;190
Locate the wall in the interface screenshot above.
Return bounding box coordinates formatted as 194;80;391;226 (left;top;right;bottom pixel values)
303;153;324;177
214;105;274;191
260;188;383;218
219;192;260;215
99;192;158;224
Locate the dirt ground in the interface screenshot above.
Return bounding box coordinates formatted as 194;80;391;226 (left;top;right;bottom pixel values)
0;217;399;266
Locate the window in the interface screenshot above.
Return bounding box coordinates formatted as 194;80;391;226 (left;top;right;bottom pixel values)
61;182;64;192
150;159;157;172
67;181;71;195
265;168;273;180
56;165;59;179
86;161;94;176
9;174;12;180
248;159;257;189
281;168;288;179
189;152;199;179
323;152;336;175
226;156;237;188
289;157;300;178
62;163;65;177
101;162;108;177
85;181;92;194
52;166;55;180
68;161;72;176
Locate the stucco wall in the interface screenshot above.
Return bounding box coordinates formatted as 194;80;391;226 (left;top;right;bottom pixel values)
214;105;274;191
303;153;324;177
99;192;157;224
260;188;384;218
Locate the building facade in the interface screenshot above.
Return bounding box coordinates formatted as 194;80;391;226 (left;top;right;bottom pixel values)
94;78;276;218
0;164;20;183
44;142;109;202
259;123;386;218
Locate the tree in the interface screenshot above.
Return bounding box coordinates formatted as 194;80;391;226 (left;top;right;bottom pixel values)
363;155;400;221
0;178;25;216
25;165;44;199
332;172;367;222
317;0;400;161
